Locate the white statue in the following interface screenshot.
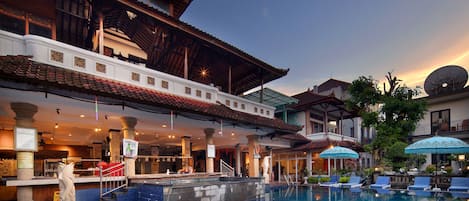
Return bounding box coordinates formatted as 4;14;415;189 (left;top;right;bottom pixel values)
58;162;76;201
262;156;271;183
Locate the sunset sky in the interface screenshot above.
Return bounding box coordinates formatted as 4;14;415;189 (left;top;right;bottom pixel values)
181;0;469;96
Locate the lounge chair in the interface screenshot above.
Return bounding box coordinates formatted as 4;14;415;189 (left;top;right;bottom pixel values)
448;177;469;192
319;175;340;187
407;176;431;191
370;176;391;189
341;176;362;188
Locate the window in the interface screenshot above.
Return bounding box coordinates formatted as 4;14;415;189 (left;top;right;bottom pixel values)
431;109;450;134
254;107;258;113
225;100;230;106
241;104;245;110
196;90;202;97
206;92;212;100
312;122;323;133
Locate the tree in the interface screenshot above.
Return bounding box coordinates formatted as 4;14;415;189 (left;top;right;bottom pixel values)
346;72;426;164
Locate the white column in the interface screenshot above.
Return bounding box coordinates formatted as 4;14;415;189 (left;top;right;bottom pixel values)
247;135;260;177
306;151;312;177
121;116;137;176
11;102;38;201
235;144;241;176
181;136;191;168
204;128;215;173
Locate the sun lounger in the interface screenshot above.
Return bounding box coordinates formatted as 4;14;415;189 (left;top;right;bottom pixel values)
448;177;469;192
370;176;391;189
341;176;362;188
320;175;340;187
407;176;431;191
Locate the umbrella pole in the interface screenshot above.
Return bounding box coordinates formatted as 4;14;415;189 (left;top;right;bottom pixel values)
334;159;337;175
435;153;439;189
328;158;331;176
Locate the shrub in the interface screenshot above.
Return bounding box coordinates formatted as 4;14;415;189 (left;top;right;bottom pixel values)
307;176;319;184
320;177;330;183
339;176;350;183
425;164;436;174
444;166;453;175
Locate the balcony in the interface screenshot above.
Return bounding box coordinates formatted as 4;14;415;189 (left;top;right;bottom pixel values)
0;30;275;118
412;118;469;141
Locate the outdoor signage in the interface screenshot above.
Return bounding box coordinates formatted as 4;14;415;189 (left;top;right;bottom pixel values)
14;127;37;152
123;139;139;158
207;144;215;158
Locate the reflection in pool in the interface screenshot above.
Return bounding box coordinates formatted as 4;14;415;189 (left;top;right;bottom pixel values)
261;186;469;201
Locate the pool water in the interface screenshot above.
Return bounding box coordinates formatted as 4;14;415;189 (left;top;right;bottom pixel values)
264;186;469;201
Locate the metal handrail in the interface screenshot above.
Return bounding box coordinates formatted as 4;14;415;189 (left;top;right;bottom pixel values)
220;159;234;177
99;162;127;199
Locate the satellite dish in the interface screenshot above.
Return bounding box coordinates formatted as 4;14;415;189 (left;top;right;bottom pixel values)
424;65;468;96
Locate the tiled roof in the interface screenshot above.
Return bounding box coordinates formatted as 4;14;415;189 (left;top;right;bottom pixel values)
0;56;301;133
290;90;342;109
317;78;351;92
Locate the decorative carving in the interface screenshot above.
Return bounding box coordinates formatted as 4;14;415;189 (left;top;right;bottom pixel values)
50;50;63;63
74;57;85;68
96;63;106;73
131;72;140;81
262;156;271;183
161;80;169;89
147;77;155;85
58;162;75;201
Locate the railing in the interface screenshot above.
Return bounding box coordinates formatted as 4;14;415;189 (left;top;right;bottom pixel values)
0;30;275;118
413;119;469;136
99;162;127;199
306;132;358;143
220;159;234;177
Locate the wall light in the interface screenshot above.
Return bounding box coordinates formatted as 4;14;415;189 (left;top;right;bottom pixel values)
458;155;465;161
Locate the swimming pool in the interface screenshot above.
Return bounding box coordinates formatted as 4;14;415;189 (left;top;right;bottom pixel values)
262;186;469;201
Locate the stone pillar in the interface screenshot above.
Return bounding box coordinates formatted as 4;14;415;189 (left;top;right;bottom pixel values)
151;146;160;173
247;135;260;177
235;144;241;176
91;142;102;160
181;136;191;167
11;102;38;201
121;116;137;176
204;128;214;173
306;150;312;177
109;131;121;163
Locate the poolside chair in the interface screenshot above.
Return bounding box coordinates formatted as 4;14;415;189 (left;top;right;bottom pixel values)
319;175;340;187
448;177;469;192
407;176;431;191
341;176;362;188
370;176;391;189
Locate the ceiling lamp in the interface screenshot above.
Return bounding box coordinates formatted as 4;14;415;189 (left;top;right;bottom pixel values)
126;11;137;20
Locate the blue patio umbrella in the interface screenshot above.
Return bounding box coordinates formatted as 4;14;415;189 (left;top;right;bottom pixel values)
405;136;469;189
320;146;359;159
320;146;359;176
405;136;469;154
